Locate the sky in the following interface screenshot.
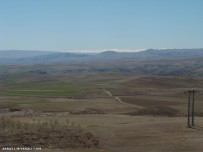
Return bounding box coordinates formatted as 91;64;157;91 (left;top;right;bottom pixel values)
0;0;203;52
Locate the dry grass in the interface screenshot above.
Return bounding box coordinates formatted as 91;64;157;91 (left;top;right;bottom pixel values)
65;114;203;152
0;117;99;149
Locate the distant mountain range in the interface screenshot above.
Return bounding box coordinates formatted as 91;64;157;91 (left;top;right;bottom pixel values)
1;49;203;77
0;50;56;59
0;48;203;64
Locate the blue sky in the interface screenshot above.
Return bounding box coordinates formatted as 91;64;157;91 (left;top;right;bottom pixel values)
0;0;203;52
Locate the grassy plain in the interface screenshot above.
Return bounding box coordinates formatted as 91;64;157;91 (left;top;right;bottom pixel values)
0;65;203;151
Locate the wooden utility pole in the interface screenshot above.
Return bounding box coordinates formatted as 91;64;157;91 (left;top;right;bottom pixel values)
191;89;199;126
187;90;191;128
185;89;198;128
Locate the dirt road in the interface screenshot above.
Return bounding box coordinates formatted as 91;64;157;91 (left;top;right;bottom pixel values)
103;89;140;107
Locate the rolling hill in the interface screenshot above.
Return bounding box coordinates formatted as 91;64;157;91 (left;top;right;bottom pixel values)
0;48;203;64
0;49;203;76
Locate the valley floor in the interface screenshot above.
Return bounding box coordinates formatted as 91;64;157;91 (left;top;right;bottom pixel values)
0;72;203;152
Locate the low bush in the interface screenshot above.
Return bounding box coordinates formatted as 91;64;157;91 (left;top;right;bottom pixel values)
194;112;203;117
127;105;179;117
0;117;99;149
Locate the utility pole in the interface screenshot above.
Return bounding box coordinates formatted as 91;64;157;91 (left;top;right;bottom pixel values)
187;90;191;128
185;89;199;128
191;89;199;126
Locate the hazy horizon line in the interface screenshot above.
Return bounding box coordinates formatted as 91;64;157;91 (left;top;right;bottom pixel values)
0;48;203;53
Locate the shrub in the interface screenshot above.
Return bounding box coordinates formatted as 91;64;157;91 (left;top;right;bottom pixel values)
0;117;99;149
127;105;179;117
